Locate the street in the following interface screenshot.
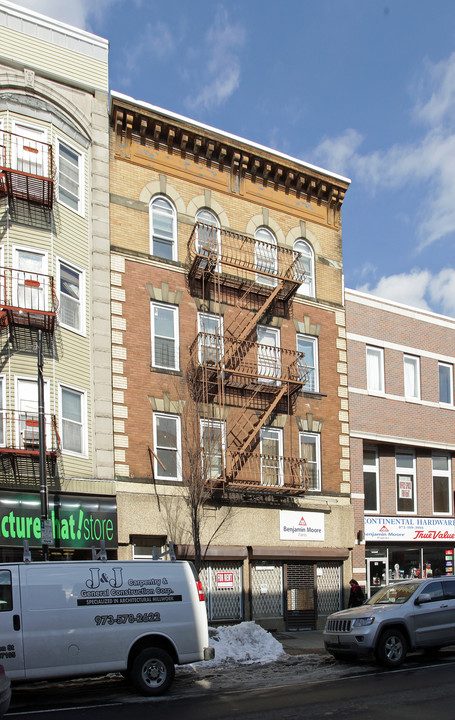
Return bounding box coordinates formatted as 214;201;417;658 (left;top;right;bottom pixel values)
8;652;455;720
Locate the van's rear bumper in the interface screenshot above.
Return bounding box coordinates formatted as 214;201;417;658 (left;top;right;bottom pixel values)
204;646;215;661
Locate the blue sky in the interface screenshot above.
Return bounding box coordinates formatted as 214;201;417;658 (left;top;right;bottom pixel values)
18;0;455;316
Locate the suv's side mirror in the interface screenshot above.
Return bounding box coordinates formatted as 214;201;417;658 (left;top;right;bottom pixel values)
415;593;431;605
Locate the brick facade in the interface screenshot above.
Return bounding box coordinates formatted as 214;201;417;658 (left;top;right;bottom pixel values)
347;289;455;594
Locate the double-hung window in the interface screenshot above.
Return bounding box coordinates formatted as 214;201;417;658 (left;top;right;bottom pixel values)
403;355;420;400
294;239;315;297
200;419;225;480
297;334;319;392
260;427;283;486
300;432;321;491
150;196;177;261
60;385;86;455
255;227;277;287
433;454;451;515
396;449;415;513
153;413;181;481
58;260;84;333
363;445;379;512
197;312;223;366
151;302;179;370
439;363;453;405
58;140;83;214
366;346;384;393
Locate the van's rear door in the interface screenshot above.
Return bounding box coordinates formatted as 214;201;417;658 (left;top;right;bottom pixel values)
0;566;25;678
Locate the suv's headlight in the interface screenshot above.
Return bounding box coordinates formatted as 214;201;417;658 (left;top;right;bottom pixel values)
352;617;375;627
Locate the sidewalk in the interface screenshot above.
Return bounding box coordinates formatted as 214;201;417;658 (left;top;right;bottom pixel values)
273;630;327;656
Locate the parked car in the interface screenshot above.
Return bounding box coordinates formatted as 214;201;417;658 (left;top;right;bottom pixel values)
323;576;455;668
0;665;11;718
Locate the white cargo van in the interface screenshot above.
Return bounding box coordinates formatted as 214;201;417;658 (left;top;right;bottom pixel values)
0;559;214;695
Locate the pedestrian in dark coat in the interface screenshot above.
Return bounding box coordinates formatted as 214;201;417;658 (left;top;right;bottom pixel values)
348;579;365;607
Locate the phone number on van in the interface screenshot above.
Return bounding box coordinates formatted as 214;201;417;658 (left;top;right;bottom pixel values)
94;612;161;626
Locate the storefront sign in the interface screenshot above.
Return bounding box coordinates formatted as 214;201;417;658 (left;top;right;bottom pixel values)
365;516;455;542
0;491;117;549
280;510;325;541
216;572;234;589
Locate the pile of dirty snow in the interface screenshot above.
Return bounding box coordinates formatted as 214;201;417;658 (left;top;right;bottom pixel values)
204;621;285;665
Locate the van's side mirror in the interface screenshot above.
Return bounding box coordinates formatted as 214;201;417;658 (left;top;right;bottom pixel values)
415;593;431;605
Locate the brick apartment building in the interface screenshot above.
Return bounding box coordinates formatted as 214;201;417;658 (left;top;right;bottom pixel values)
346;289;455;597
0;1;115;560
110;92;354;629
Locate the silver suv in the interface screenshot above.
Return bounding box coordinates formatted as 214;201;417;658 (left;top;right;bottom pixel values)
323;577;455;667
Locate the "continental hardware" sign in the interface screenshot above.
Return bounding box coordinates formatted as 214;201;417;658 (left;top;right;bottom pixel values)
0;491;117;548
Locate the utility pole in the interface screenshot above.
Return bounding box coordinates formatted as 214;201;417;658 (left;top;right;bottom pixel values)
37;329;50;559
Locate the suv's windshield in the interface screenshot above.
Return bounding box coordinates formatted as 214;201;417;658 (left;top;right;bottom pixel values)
366;583;420;605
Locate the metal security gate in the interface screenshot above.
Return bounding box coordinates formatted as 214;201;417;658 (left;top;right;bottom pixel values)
251;562;283;619
200;561;243;621
285;562;316;629
317;562;342;617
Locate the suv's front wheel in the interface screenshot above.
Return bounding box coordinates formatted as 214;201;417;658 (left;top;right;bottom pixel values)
375;628;407;668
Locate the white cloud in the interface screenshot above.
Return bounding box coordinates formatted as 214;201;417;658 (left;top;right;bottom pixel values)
185;6;245;112
11;0;117;31
118;21;175;88
313;53;455;251
357;267;455;317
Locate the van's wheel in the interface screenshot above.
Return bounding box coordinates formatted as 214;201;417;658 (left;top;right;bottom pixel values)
375;629;407;668
130;648;175;696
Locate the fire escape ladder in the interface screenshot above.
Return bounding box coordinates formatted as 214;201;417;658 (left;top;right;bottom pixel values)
227;382;289;481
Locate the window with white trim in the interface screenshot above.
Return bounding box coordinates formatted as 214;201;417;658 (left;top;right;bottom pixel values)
260;427;283;487
149;196;177;261
300;432;321;491
197;312;223;365
366;346;384;393
255;227;277;287
363;445;379;512
297;334;319;392
60;385;86;455
58;140;83;214
439;362;453;405
200;419;226;480
58;260;84;333
396;449;415;514
294;239;315;297
153;413;181;481
151;302;179;370
195;208;221;262
433;453;452;515
403;355;420;400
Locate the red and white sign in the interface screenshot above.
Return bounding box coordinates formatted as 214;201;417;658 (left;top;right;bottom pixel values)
216;572;234;589
398;477;413;499
280;510;325;541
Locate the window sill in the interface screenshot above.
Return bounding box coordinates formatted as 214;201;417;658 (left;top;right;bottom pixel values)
150;366;183;376
302;390;327;399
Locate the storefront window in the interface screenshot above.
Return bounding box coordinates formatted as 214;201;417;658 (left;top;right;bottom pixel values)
388;546;421;581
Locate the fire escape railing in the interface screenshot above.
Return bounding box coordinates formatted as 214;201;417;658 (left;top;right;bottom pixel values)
0;410;60;454
187;222;305;302
0;266;58;336
0;130;55;208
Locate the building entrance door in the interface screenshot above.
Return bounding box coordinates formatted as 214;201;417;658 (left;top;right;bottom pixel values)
285;562;316;629
366;556;387;598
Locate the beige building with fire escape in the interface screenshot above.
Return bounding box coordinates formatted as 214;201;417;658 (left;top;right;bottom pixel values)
110;92;354;629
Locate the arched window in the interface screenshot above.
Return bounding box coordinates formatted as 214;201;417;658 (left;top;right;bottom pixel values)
294;239;315;297
255;226;277;287
195;208;221;258
149;195;177;261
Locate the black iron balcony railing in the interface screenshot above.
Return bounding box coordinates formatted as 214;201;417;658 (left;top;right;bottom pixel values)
0;130;54;208
0;267;58;335
187;223;306;302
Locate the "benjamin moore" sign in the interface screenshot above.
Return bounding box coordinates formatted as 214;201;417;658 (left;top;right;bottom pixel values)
0;491;117;548
365;516;455;543
280;510;325;541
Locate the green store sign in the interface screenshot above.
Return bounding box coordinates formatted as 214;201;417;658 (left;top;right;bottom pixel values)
0;491;117;549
